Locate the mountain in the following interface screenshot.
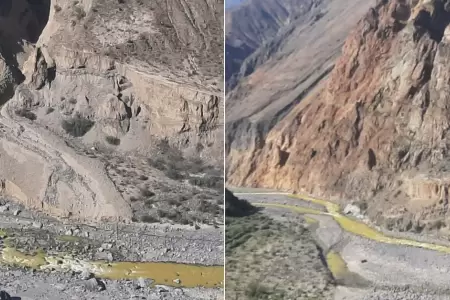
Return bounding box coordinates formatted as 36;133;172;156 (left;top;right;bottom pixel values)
0;0;224;223
226;0;373;181
225;0;326;92
228;0;450;234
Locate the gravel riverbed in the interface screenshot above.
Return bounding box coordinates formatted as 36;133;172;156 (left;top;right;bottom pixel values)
235;192;450;300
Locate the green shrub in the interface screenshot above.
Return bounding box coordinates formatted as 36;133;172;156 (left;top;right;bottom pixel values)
140;188;155;198
140;215;159;223
73;6;86;20
15;109;36;121
62;117;94;137
167;198;182;207
189;176;223;190
105;136;121;146
246;281;270;299
148;158;166;171
165;168;184;180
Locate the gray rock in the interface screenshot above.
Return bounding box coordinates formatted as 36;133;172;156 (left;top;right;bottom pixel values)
137;277;153;289
13;209;20;216
102;243;112;250
0;205;9;213
344;204;361;216
80;269;92;280
55;283;66;291
107;252;113;261
84;278;106;292
32;221;43;229
173;278;181;284
156;286;169;293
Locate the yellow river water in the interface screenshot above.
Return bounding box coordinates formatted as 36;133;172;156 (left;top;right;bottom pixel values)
253;193;450;254
0;232;223;288
249;193;450;280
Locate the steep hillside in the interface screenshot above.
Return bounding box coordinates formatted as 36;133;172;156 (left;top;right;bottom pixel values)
0;1;224;298
229;0;450;235
226;0;373;180
0;0;224;223
225;0;322;91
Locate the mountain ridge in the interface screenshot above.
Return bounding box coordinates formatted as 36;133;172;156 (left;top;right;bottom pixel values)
228;0;450;235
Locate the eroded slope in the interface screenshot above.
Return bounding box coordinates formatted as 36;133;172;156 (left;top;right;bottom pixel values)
0;0;224;224
229;0;450;235
226;0;374;184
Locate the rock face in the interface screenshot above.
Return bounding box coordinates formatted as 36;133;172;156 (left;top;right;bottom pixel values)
0;0;223;222
225;0;374;167
228;0;450;233
28;0;223;160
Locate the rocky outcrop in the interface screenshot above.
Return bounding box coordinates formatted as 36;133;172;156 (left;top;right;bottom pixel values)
226;0;374;183
228;0;450;234
0;0;223;222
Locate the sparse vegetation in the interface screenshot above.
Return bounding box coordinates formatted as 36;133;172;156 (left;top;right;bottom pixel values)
104;139;223;226
140;188;155;198
246;282;271;299
15;109;37;121
139;175;149;181
105;136;121;145
147;139;222;186
165;168;184;180
140;214;159;223
73;5;86;20
61;117;94;137
189;176;223;190
226;212;333;299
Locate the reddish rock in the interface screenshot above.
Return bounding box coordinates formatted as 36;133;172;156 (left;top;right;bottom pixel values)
228;0;450;233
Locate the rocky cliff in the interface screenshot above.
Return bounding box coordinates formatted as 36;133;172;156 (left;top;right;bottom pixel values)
228;0;450;234
225;0;374;161
0;0;223;222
